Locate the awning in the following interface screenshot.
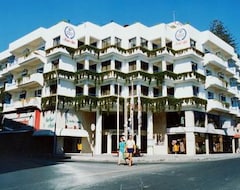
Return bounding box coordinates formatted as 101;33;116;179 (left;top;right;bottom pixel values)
57;128;89;137
33;129;54;136
33;128;89;137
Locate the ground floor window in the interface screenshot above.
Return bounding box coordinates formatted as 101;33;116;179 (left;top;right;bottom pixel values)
168;134;186;154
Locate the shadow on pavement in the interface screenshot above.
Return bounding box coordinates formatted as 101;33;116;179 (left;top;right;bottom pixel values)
0;153;61;174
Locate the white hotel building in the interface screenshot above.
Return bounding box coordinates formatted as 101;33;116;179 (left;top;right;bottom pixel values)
0;20;240;156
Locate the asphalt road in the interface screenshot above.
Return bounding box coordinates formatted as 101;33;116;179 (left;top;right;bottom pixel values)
0;156;240;190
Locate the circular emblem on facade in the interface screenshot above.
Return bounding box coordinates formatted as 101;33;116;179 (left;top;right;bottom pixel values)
175;28;187;41
64;26;75;39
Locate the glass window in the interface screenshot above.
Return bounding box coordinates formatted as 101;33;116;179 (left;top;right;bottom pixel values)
129;61;136;71
19;90;26;99
114;37;121;47
76;86;83;96
190;39;196;48
53;36;60;46
102;37;111;48
101;85;110;96
115;60;122;70
34;89;42;97
167;87;174;96
140;38;148;48
141;61;148;71
191;61;198;72
102;60;111;71
208;91;214;99
206;69;212;76
193;86;199;96
129;37;136;48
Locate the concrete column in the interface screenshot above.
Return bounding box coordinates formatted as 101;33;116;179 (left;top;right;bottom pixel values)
185;111;195;127
232;138;236;154
185;111;195;155
95;109;102;155
84;58;89;70
83;84;88;96
205;134;210;154
147;111;154;155
186;132;196;155
107;133;112;154
136;59;141;70
162;60;167;71
111;58;115;70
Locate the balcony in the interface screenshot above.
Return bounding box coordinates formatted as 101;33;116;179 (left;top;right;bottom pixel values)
204;53;227;69
3;97;41;112
174;47;204;60
207;99;229;112
17;50;46;66
18;73;43;88
5;81;18;92
205;76;228;91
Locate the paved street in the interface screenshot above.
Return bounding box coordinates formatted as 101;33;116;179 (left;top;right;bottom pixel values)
0;155;240;190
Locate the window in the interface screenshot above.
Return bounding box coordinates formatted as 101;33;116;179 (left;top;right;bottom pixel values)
4;93;11;104
140;38;148;48
76;86;83;96
53;36;60;46
141;61;148;71
19;90;26;99
77;62;84;70
129;37;136;48
52;59;59;70
115;37;121;47
219;94;226;102
193;86;199;96
190;39;196;48
102;37;111;48
34;89;42;97
166;41;172;48
218;72;224;79
21;69;28;77
101;60;111;71
50;84;57;94
206;69;212;76
231;97;238;107
89;87;96;96
153;88;160;97
191;61;198;72
153;65;159;73
129;61;136;71
114;84;122;95
101;85;110;96
208;91;214;99
128;85;137;96
167;87;174;96
89;64;96;71
37;67;43;73
166;64;173;72
115;60;122;70
141;86;149;96
78;40;84;47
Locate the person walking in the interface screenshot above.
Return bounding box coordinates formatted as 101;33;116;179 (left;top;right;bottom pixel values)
125;135;136;166
118;136;126;165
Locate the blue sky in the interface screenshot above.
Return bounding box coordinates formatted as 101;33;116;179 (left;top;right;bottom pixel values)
0;0;239;52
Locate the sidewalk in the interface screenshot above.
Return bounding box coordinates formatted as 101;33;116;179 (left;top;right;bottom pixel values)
66;153;240;164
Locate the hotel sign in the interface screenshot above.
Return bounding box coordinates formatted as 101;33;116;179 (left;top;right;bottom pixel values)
173;27;189;50
63;25;76;46
64;26;75;39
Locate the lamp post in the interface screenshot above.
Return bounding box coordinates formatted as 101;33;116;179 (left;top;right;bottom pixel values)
91;123;95;157
53;69;58;156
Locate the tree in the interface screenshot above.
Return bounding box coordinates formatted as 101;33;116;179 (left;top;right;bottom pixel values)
209;19;237;51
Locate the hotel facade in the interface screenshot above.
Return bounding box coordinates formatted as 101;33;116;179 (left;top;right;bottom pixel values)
0;20;240;156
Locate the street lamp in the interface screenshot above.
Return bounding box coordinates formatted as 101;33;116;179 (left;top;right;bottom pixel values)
90;123;95;157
